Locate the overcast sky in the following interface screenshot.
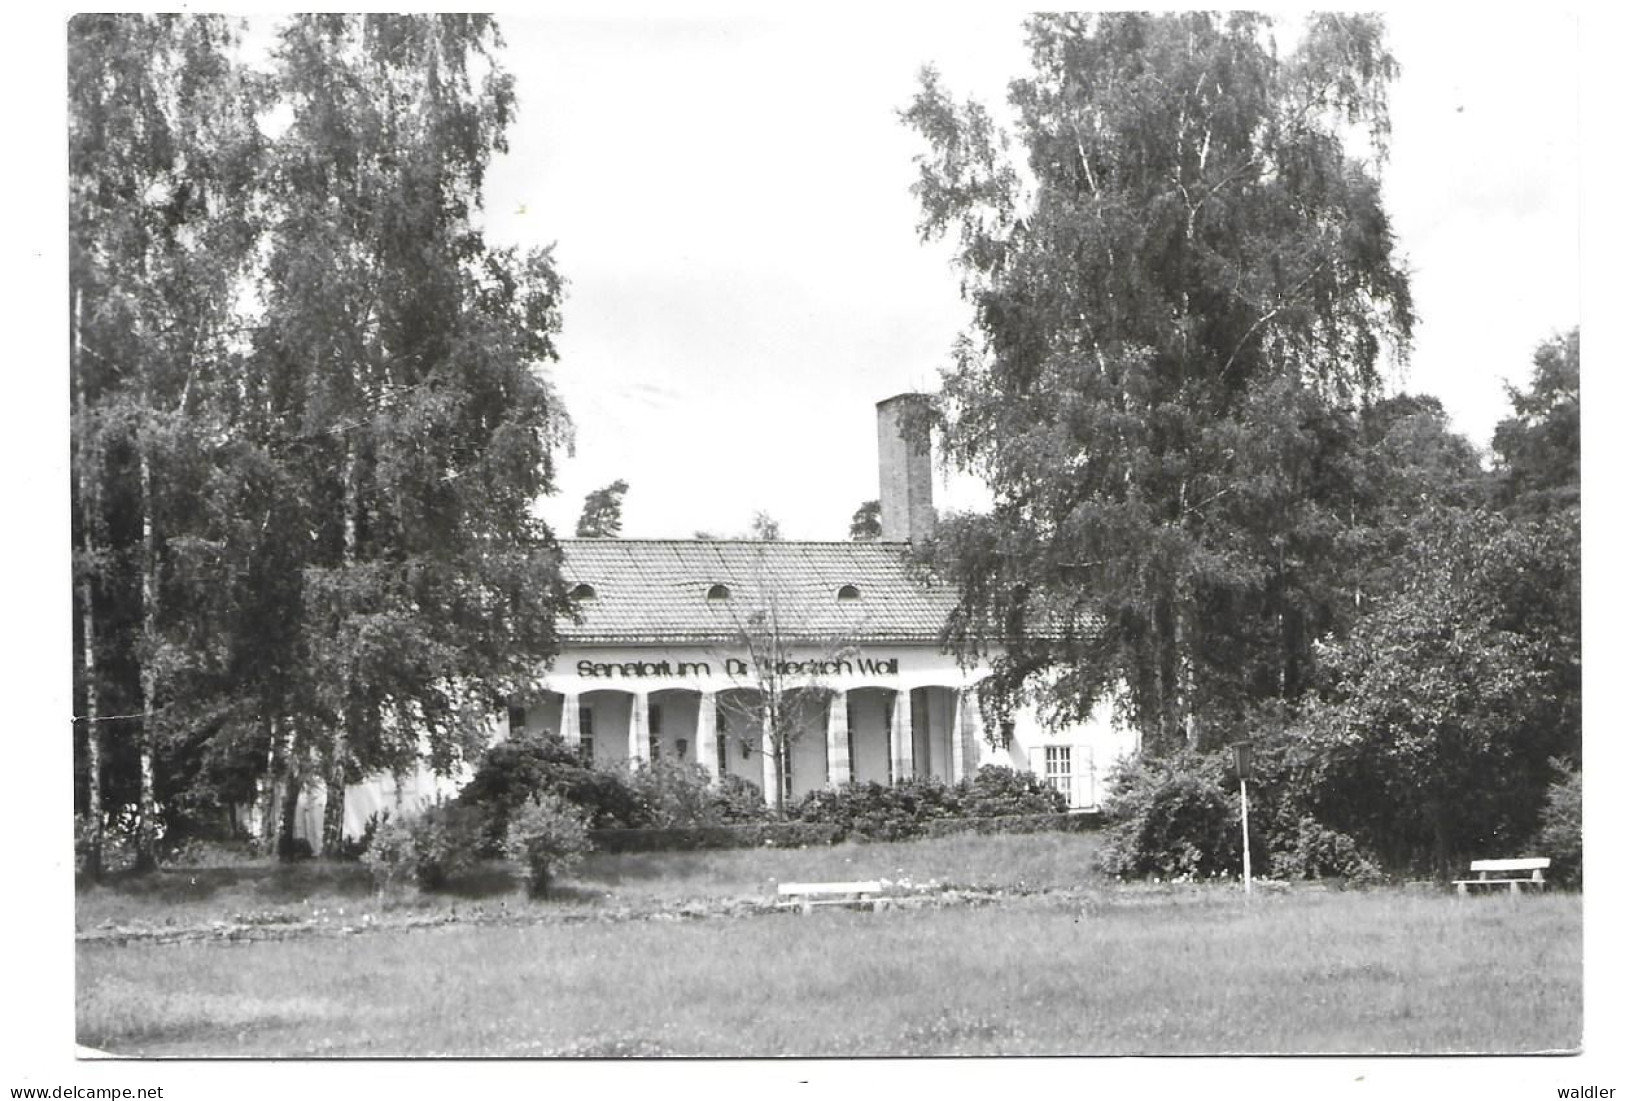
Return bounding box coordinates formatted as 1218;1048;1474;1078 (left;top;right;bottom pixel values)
472;12;1580;541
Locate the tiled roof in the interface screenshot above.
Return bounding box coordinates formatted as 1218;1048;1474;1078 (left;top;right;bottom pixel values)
558;539;960;645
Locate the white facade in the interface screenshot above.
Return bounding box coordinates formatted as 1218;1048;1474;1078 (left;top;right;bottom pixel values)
508;642;1138;809
302;395;1144;843
308;641;1138;847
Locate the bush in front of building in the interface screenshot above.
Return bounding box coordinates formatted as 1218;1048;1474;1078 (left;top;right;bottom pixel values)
360;813;417;895
957;765;1069;817
586;820;841;853
789;768;1072;844
627;760;771;828
921;812;1099;839
790;778;962;842
626;759;715;827
1096;750;1241;880
355;803;484;893
457;730;644;852
710;773;772;823
405;801;486;890
503;791;594;898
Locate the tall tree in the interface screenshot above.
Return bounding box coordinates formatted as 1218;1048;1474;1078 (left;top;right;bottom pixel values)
1305;501;1580;877
251;15;573;853
1492;328;1579;517
70;14;268;869
747;511;782;542
71;15;577;863
849;499;882;541
905;14;1413;753
576;479;629;538
1289;335;1578;879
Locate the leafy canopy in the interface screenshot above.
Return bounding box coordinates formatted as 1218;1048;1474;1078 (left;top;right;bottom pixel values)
905;13;1413;752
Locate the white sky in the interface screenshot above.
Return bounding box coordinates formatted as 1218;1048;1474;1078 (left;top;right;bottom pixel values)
471;12;1581;541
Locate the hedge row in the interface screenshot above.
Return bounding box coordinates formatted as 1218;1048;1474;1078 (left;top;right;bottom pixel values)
921;812;1103;839
585;813;1101;853
587;822;843;853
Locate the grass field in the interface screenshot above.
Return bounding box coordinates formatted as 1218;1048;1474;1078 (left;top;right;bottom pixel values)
75;831;1104;929
76;834;1582;1057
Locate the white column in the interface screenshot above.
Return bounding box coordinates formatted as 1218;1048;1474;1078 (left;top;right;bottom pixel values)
890;688;914;784
696;691;719;780
960;687;983;777
826;690;851;788
629;692;651;766
560;692;581;749
760;704;782;809
949;689;966;784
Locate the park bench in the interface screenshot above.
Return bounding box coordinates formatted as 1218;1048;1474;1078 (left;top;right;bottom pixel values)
776;880;891;914
1452;857;1551;895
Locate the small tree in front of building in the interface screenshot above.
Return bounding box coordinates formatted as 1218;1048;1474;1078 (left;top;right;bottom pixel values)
503;791;592;899
712;555;864;812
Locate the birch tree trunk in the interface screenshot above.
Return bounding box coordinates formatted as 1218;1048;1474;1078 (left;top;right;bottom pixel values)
74;287;103;880
322;441;359;854
135;432;160;872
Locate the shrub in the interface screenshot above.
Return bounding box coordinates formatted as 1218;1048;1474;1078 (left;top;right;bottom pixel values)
959;765;1068;817
1096;751;1240;879
360;814;417;895
1264;815;1383;884
457;730;643;852
407;802;485;890
921;812;1098;839
1537;759;1581;887
503;792;593;898
626;759;720;828
586;821;841;853
277;834;315;862
791;777;961;842
710;773;771;824
161;838;263;868
331;811;386;863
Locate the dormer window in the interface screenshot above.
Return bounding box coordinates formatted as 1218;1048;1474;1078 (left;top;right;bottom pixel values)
707;583;731;601
570;583;597;601
837;584;861;601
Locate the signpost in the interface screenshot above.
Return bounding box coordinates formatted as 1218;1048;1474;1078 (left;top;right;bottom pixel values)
1232;741;1254;896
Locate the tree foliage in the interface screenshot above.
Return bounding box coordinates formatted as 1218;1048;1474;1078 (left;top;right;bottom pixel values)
1492;328;1579;517
747;510;783;541
576;479;629;538
1304;503;1579;876
1301;333;1580;877
69;14;574;860
70;14;271;868
848;499;882;541
906;13;1414;753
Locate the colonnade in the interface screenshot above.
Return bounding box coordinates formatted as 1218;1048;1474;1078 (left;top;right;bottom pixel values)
525;683;984;794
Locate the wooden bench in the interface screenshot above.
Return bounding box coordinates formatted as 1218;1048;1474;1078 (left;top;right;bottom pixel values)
776;880;891;914
1453;857;1551;895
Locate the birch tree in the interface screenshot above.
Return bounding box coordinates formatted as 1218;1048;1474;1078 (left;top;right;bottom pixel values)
905;13;1414;753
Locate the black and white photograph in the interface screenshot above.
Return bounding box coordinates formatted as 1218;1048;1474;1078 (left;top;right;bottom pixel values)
7;2;1613;1094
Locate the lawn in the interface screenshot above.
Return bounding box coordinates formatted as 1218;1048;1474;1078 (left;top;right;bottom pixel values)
75;830;1105;931
76;833;1582;1057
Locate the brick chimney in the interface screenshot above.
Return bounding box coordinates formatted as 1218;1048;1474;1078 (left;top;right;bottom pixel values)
876;393;935;543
